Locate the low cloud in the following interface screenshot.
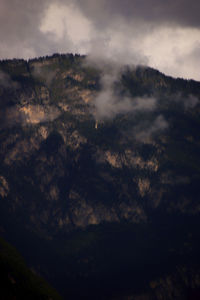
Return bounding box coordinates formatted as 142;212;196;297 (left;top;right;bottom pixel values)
89;64;156;121
180;94;199;109
32;65;56;86
86;57;168;142
0;71;20;89
171;93;199;109
134;115;168;143
94;89;156;120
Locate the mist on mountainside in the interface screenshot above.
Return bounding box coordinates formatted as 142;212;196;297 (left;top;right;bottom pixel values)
0;53;200;299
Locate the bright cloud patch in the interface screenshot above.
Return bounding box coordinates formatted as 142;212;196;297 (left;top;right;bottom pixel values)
40;3;92;53
141;27;200;80
0;0;200;81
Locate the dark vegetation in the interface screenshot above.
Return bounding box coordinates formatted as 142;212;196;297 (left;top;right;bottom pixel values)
0;53;200;299
0;237;62;300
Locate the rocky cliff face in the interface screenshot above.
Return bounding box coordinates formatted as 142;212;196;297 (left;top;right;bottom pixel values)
0;54;200;299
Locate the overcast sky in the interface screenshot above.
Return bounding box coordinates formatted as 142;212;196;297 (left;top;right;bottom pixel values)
0;0;200;80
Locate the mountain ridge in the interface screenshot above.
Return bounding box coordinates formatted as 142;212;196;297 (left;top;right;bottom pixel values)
0;53;200;299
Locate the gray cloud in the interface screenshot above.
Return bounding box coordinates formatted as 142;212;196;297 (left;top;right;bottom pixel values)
73;0;200;29
32;65;56;87
134;115;168;143
90;65;156;121
0;0;71;59
183;95;199;109
0;0;200;80
171;93;199;109
94;88;156;121
0;71;20;89
57;0;200;80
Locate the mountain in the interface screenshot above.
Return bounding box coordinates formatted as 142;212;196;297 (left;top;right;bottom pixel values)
0;53;200;299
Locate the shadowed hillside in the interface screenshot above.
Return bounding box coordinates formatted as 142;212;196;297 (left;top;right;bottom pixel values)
0;53;200;299
0;236;62;300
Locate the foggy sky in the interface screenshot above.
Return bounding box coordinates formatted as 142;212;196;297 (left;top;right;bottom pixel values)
0;0;200;80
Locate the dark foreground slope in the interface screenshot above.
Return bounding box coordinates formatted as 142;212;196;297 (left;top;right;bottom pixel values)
0;54;200;299
0;236;62;300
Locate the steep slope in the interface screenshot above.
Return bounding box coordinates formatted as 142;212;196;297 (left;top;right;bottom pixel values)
0;236;62;300
0;53;200;299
